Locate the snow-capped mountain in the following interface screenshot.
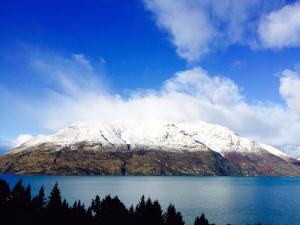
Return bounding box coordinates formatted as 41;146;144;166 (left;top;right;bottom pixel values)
2;120;300;176
11;120;290;160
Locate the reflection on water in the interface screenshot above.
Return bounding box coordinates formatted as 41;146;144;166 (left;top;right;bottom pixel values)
1;175;300;225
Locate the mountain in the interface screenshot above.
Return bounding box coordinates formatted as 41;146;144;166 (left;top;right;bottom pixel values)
1;120;300;176
277;144;300;160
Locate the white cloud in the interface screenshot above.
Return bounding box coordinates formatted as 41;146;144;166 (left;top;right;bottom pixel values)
14;134;33;146
280;68;300;118
144;0;215;61
4;49;300;147
0;134;33;152
258;2;300;48
144;0;284;61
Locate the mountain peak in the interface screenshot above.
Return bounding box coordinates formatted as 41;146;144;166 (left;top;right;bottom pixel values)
10;120;290;160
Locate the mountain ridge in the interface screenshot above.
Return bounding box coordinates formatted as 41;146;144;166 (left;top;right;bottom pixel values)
2;120;300;176
10;120;290;158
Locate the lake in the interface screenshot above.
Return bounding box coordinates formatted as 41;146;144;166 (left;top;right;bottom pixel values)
0;175;299;225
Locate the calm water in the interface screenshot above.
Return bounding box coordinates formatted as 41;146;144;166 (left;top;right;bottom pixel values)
0;175;299;225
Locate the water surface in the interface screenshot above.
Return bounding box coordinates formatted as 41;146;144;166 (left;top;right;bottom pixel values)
0;175;299;225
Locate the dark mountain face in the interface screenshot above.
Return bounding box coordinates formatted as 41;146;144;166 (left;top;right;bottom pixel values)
224;152;300;176
0;143;241;176
0;142;300;176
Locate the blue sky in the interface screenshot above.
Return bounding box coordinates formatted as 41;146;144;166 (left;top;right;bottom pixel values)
2;0;300;147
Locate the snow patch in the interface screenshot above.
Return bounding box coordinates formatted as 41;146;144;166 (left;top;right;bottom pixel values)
9;120;292;160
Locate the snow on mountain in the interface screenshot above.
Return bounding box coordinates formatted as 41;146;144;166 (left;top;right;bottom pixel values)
10;120;291;160
259;143;290;160
277;144;300;160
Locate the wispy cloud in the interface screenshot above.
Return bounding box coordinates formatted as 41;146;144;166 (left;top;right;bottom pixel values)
3;48;300;146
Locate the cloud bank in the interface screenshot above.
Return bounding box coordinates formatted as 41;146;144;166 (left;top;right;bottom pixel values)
3;49;300;147
3;1;300;150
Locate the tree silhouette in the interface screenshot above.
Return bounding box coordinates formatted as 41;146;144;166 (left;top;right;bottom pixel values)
0;178;271;225
32;185;46;210
135;196;164;225
150;200;164;225
135;195;146;224
70;200;90;225
95;195;129;225
11;178;25;207
128;204;136;225
0;179;10;225
91;195;101;216
194;214;209;225
0;179;10;201
46;182;63;225
31;186;46;225
164;204;185;225
47;182;62;211
9;179;32;225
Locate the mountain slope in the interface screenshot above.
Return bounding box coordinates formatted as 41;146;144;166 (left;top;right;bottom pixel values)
0;145;242;176
1;120;299;176
278;144;300;160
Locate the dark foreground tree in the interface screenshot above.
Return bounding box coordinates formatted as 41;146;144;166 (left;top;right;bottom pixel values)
135;196;164;225
32;185;46;210
94;195;129;225
194;214;209;225
31;185;46;225
47;182;62;211
46;182;64;225
164;204;185;225
0;178;272;225
0;179;10;225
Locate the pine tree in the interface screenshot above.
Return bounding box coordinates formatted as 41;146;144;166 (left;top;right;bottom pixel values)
31;186;46;225
96;195;129;225
11;178;25;203
91;195;101;215
47;182;62;211
151;200;164;225
0;179;10;203
135;195;147;225
62;199;69;210
10;178;30;225
128;204;136;225
194;214;209;225
24;184;31;207
136;195;146;210
0;179;11;225
135;196;164;225
32;185;46;210
10;178;25;209
164;204;185;225
135;195;146;216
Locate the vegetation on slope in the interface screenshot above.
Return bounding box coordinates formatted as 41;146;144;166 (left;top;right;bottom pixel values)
1;142;300;176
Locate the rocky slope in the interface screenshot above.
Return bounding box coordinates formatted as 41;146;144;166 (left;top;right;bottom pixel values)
1;120;300;176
